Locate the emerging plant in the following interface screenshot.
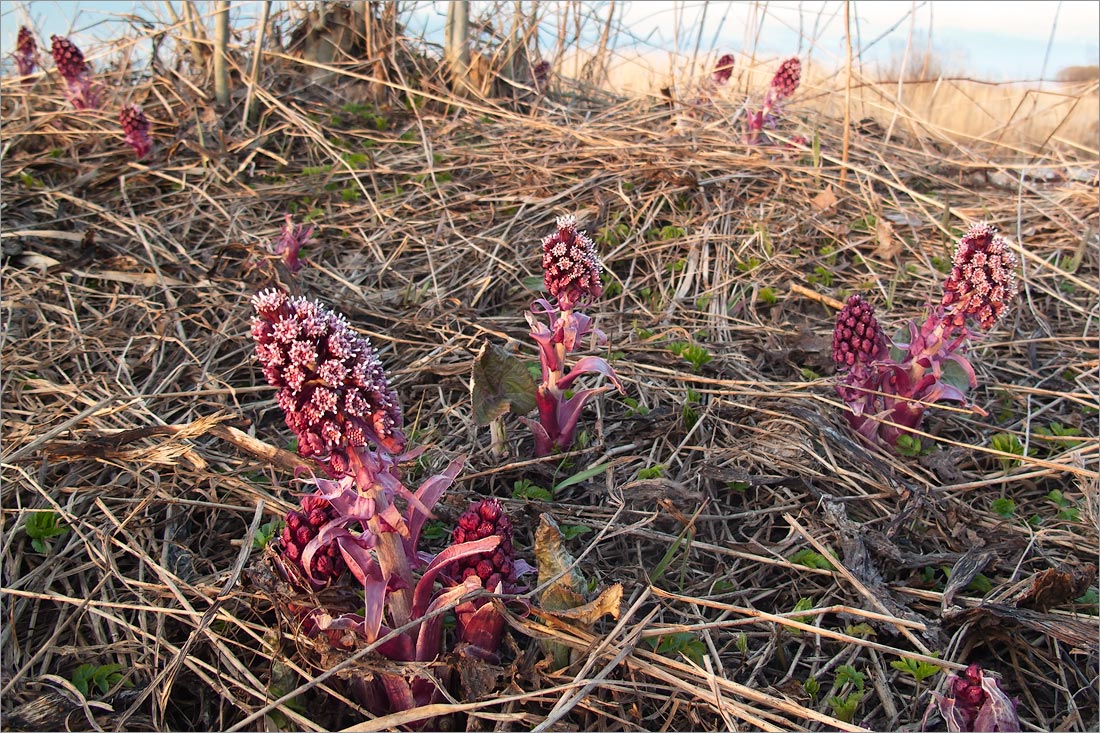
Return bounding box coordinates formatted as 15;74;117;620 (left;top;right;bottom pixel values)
522;216;624;455
832;222;1019;451
50;35;99;110
925;663;1020;732
532;59;551;91
743;56;801;144
252;289;527;717
119;104;152;159
15;26;37;81
24;510;69;553
268;214;315;273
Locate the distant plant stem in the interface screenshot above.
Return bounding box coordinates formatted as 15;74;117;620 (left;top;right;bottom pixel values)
841;0;852;187
213;0;230;106
242;0;270;128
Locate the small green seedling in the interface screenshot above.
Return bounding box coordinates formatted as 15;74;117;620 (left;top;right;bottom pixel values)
1047;489;1080;522
990;497;1016;519
72;663;132;697
512;478;552;501
990;432;1026;470
25;510;69;553
788;549;834;571
828;665;866;723
803;676;821;702
637;464;664;480
253;519;283;550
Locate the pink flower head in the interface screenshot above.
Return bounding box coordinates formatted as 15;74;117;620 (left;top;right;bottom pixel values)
50;34;98;109
933;663;1020;732
278;495;347;587
449;498;516;592
941;222;1018;330
713;53;735;85
542;215;603;312
16;26;37;79
119;104;152;159
770;57;801;101
270;215;314;273
833;294;888;375
251;289;405;474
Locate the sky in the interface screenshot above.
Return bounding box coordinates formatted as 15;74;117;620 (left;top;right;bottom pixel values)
2;1;1098;82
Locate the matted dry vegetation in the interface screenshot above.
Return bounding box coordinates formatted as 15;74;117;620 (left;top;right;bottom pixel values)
2;5;1098;732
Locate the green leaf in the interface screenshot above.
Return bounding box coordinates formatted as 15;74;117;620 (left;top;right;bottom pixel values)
512;479;552;501
553;461;611;493
471;343;538;426
647;632;706;665
835;664;865;692
559;524;592;540
25;510;68;553
788;549;834;570
990;497;1016;518
895;434;924;457
940;358;974;395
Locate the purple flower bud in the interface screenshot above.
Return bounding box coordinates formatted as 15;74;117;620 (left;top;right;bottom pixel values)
278;495;347;586
933;663;1020;732
941;222;1018;330
533;60;551;90
270;215;314;273
832;294;887;374
119;104;152;159
713;54;735;85
542;215;602;312
450;499;516;592
16;27;37;80
251;289;406;474
770;57;801;101
50;35;99;109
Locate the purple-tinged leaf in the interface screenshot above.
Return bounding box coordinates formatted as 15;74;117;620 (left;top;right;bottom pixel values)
556;355;624;391
412;536;501;617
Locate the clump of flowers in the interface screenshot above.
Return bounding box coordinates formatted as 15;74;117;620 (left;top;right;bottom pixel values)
252;288;529;717
832;222;1019;450
15;27;37;81
925;663;1020;732
50;35;99;109
522;216;624;456
743;56;801;144
119;104;152;159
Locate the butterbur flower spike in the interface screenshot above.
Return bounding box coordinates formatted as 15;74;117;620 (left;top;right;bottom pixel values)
941;222;1018;330
832;294;887;377
832;222;1018;451
713;53;735;85
542;215;603;313
16;27;37;80
449;498;532;661
251;289;406;475
119;104;152;159
532;60;550;91
50;35;99;109
769;57;801;102
929;663;1020;732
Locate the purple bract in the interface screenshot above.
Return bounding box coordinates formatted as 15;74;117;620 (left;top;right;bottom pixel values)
119;104;152;159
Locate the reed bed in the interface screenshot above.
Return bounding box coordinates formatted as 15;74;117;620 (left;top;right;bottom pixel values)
2;4;1097;731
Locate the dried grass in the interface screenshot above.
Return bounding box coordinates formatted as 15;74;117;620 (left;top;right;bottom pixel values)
2;6;1098;732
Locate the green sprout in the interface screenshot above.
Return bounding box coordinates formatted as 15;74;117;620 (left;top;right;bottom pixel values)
25;510;69;554
72;663;132;697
